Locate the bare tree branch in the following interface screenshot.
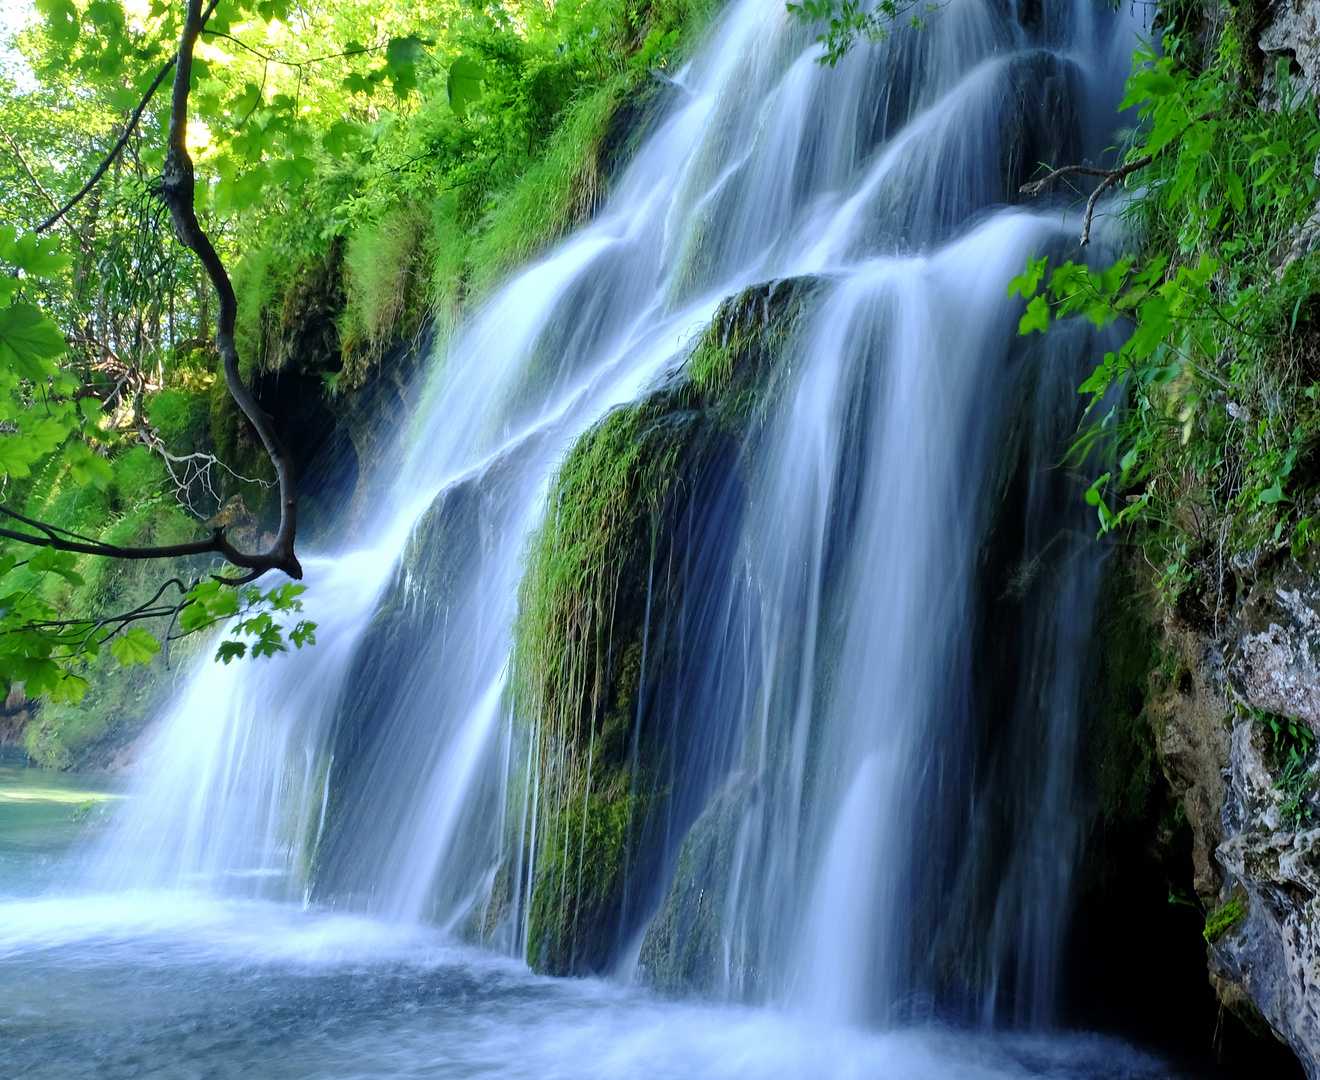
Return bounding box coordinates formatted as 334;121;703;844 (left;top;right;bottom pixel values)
3;0;304;586
198;28;382;68
138;427;272;518
0;515;273;568
36;58;176;234
1020;153;1156;246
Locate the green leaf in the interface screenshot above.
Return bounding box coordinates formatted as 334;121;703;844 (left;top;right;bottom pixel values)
28;546;83;587
266;581;306;611
228;81;264;119
229;165;271;209
180;582;240;633
0;439;38;479
1079;355;1116;396
64;443;114;490
384;35;428;97
110;626;161;668
0;304;66;378
0;231;72;281
249;627;287;659
19;415;71;457
1084;472;1111;507
1018;294;1051;335
179;600;215;634
272;155;317;186
47;669;87;705
322;121;361;157
342;71;379;95
1259;482;1287;505
216;639;247;664
447;56;485;119
35;0;79;45
256;0;290;22
1224;171;1245;213
1007;255;1048;299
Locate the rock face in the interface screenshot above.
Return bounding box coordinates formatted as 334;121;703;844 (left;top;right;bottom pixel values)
1261;0;1320;102
1232;566;1320;727
1213;721;1320;1071
1155;562;1320;1077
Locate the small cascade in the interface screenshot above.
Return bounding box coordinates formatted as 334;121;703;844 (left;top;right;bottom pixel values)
87;0;1140;1035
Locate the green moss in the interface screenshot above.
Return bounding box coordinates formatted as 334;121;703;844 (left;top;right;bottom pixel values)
513;398;693;972
528;782;654;972
1204;897;1246;942
687;341;734;398
231;245;295;378
511;278;817;973
340;205;432;384
146;389;211;452
468;76;633;295
1083;555;1164;831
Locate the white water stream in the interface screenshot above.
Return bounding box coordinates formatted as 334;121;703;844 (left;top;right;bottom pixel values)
0;0;1176;1074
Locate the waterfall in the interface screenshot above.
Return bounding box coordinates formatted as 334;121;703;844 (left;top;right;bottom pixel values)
86;0;1136;1032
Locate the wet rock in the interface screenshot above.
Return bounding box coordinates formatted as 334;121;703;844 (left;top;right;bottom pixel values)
515;279;818;976
1155;561;1320;1076
1148;631;1233;897
1212;724;1320;1074
638;777;753;993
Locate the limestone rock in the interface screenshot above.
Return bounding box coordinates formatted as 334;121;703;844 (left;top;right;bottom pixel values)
1261;0;1320;103
1148;631;1232;897
1231;567;1320;730
1156;563;1320;1077
1212;724;1320;1073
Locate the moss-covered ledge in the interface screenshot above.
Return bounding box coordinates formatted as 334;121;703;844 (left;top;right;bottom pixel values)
511;277;820;975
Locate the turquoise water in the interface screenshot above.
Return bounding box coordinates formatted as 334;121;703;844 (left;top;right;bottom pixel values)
0;903;1180;1080
0;750;1215;1080
0;747;124;898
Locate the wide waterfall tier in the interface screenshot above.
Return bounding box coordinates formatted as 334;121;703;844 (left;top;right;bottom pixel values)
90;0;1138;1032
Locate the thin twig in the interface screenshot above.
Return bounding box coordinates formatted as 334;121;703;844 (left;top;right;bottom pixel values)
1018;163;1114;196
198;29;381;68
36;58;175;234
138;427;272;518
0;122;61;214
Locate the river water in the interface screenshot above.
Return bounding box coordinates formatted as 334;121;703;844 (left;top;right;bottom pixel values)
0;750;1196;1078
3;758;1172;1080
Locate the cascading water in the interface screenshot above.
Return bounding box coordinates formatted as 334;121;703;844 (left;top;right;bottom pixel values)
0;0;1193;1075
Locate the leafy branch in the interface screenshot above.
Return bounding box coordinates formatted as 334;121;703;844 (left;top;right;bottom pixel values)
786;0;942;66
1008;31;1320;612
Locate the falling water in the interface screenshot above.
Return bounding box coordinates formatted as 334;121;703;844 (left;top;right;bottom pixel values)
0;0;1165;1071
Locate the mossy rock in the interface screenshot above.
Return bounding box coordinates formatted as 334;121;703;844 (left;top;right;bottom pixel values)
637;777;753;992
514;277;819;974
